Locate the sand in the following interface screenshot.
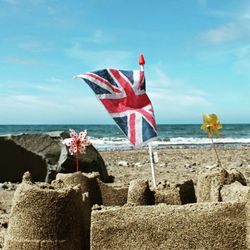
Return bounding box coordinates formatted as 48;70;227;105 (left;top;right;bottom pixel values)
0;146;250;248
101;146;250;186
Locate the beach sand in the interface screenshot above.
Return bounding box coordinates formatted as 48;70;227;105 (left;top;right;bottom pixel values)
101;146;250;186
0;146;250;248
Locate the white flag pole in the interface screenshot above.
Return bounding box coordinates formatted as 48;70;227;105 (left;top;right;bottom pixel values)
139;54;157;188
148;142;156;188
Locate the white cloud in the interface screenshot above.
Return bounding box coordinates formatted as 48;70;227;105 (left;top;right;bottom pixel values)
151;91;208;107
199;2;250;44
150;89;209;123
0;92;110;124
66;42;132;69
234;45;250;75
71;31;112;45
145;67;209;122
1;56;40;65
195;47;235;64
79;30;113;44
17;40;51;52
200;23;244;44
147;67;173;87
195;42;250;76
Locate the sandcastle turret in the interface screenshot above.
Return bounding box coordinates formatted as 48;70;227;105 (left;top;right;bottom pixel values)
127;179;154;205
55;171;102;206
4;172;87;250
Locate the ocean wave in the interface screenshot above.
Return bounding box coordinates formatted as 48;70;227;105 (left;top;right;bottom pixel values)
90;136;250;151
158;137;250;145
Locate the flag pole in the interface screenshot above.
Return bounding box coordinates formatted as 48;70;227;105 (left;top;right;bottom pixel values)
139;54;157;188
148;142;156;188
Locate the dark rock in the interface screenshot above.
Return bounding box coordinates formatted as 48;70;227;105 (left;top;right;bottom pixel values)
0;136;47;183
0;133;112;183
60;132;113;183
11;133;62;165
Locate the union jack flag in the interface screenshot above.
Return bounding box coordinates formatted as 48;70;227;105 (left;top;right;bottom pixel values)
76;69;157;146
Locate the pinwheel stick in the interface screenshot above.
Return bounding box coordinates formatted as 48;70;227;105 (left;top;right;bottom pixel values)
76;146;79;172
209;129;222;168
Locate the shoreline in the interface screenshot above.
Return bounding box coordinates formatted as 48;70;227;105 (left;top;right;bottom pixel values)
1;132;250;151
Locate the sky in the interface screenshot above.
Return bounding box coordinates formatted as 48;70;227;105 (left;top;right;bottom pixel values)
0;0;249;124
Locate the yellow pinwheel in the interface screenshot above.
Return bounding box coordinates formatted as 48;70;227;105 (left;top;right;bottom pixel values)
201;113;222;138
201;113;223;167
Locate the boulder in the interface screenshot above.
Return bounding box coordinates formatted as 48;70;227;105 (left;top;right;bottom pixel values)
0;133;112;183
0;137;47;182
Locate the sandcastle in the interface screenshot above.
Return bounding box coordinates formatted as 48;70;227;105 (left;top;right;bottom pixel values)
3;172;88;249
3;167;250;250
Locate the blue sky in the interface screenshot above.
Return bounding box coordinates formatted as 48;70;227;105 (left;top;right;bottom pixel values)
0;0;249;124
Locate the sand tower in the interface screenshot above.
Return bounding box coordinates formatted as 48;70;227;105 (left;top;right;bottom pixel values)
55;171;102;206
4;172;87;250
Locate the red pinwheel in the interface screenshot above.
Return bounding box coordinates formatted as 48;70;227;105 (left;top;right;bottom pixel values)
63;128;91;172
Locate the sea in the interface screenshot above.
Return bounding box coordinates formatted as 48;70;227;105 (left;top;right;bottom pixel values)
0;124;250;151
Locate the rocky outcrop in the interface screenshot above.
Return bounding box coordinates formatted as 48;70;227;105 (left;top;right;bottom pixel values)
0;137;47;182
0;133;112;183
